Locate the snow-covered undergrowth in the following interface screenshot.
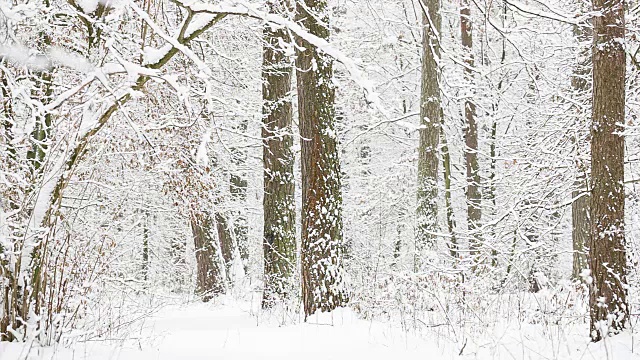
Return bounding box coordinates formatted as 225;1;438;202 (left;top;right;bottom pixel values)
2;288;639;360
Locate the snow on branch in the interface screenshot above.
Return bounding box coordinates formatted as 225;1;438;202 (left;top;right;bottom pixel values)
0;43;94;72
3;0;387;117
174;0;388;117
501;0;586;26
130;1;212;77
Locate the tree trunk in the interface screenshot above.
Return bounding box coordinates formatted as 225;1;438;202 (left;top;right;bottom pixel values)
571;19;591;281
215;212;235;281
0;69;18;342
191;211;226;301
441;125;457;259
572;178;589;280
416;0;442;269
26;65;55;322
142;210;149;282
262;0;296;308
460;0;481;260
26;71;54;174
589;0;627;341
230;146;249;274
488;119;498;267
295;0;347;317
231;180;248;273
488;1;506;268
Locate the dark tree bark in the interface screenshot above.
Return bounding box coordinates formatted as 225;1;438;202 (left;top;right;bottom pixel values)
210;154;238;282
142;210;149;282
589;0;627;341
191;211;226;301
487;2;507;268
460;0;481;259
26;71;53;174
215;212;235;281
0;67;18;342
441;125;457;259
25;63;56;323
261;0;296;308
295;0;347;317
416;0;442;269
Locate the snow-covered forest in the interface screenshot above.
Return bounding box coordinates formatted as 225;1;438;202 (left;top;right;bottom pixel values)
1;0;639;358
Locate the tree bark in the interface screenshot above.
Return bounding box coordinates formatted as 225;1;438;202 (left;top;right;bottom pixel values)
142;210;149;282
441;125;457;259
416;0;442;269
230;174;249;273
262;0;296;308
191;211;226;301
230;134;249;274
460;0;481;259
295;0;347;317
215;212;235;281
488;1;506;268
571;19;591;281
589;0;627;341
26;71;54;174
0;68;18;342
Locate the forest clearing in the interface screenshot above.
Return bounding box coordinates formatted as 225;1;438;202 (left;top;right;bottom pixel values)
2;293;638;359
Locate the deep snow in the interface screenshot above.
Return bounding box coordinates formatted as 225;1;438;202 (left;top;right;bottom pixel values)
1;296;639;360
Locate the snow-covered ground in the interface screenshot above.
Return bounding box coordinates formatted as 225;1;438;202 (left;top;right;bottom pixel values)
1;296;639;360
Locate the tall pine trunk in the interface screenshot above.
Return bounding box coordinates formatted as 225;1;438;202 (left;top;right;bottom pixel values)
589;0;627;341
295;0;347;317
416;0;442;269
262;0;296;307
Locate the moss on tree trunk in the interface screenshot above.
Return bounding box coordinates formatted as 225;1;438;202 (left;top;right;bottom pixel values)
295;0;347;317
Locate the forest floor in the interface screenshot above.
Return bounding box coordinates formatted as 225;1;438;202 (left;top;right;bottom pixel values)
1;294;640;360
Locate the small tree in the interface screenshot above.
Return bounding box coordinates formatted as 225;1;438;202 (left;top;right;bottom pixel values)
416;0;442;269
